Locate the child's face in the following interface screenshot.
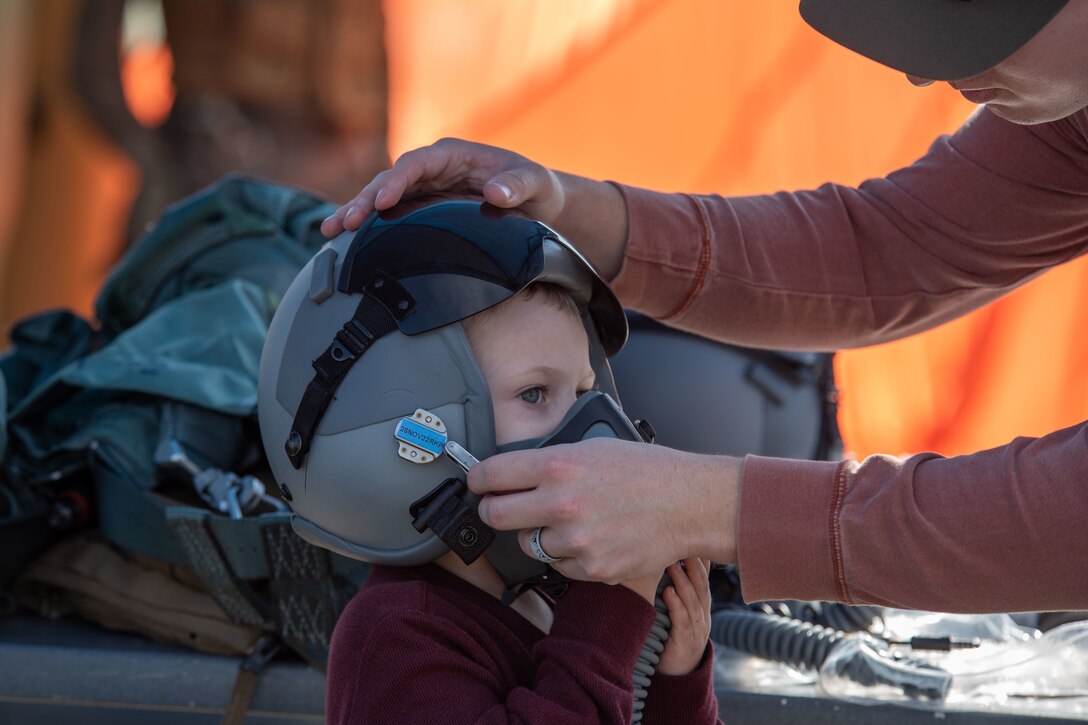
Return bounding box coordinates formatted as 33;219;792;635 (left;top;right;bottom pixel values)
466;293;596;446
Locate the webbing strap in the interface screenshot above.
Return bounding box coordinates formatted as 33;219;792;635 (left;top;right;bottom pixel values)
262;524;343;669
168;510;272;628
221;668;259;725
221;636;281;725
164;507;365;669
94;443;368;583
90;412;370;666
286;289;402;469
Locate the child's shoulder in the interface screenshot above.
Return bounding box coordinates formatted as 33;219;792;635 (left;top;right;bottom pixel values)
344;563;500;627
332;565;465;653
336;563;548;647
331;563;541;666
352;564;458;614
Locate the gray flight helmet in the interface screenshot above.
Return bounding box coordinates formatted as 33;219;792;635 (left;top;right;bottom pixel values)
609;313;842;461
257;197;627;586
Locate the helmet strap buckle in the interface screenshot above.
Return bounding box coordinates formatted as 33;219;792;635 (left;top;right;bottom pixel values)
409;477;495;565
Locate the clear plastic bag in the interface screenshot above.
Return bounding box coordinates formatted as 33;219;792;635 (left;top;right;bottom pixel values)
819;612;1088;718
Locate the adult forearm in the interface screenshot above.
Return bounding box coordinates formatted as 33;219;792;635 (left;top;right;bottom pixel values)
682;454;742;567
738;421;1088;612
612;110;1088;350
552;172;629;280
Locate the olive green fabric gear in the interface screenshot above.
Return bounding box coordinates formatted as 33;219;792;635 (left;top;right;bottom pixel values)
3;175;331;481
65;280;272;416
16;533;265;656
0;175;368;669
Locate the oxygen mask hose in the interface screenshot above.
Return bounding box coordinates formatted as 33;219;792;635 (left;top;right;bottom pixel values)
709;609;953;700
631;574;672;723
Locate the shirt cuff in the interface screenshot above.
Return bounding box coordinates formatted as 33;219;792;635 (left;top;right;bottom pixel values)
609;183;713;321
641;643;719;723
738;455;847;603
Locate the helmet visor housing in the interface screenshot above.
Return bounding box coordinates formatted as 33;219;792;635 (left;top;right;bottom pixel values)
258;198;627;581
339;200;626;354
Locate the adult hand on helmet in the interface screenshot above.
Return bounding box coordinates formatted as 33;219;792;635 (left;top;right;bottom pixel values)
467;437;741;583
321;137;630;279
320;138;565;236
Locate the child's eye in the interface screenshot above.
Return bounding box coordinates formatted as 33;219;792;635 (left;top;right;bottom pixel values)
519;387;544;405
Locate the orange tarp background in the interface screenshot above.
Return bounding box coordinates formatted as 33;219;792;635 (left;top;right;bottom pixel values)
383;0;1088;460
3;0;1087;461
0;0;139;333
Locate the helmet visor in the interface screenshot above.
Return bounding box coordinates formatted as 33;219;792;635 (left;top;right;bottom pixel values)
337;200;626;353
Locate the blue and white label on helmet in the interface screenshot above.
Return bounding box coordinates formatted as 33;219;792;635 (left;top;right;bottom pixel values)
394;409;448;464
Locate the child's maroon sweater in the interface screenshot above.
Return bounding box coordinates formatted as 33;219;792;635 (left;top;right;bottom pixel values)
326;563;722;724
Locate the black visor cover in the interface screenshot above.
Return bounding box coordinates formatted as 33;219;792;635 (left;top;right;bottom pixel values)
337;199;626;354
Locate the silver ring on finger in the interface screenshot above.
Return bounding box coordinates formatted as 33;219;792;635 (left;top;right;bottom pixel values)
528;526;564;564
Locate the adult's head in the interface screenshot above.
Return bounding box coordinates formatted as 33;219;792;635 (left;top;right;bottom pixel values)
800;0;1088;124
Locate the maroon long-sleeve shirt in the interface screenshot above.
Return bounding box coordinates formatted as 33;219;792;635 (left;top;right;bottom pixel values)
612;106;1088;614
327;563;722;724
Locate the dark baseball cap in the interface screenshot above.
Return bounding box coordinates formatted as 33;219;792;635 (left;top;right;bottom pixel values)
799;0;1069;81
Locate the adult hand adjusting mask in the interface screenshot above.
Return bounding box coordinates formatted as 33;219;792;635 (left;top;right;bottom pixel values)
477;391;654;588
257;198;635;590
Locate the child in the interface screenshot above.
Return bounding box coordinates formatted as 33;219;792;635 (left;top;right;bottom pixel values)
257;199;723;723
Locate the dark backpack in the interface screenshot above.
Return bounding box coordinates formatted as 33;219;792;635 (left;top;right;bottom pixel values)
0;175;367;669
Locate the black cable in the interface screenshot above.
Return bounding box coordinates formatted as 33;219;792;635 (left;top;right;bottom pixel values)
711;608;845;670
709;609;952;700
749;600;883;634
631;576;671;723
